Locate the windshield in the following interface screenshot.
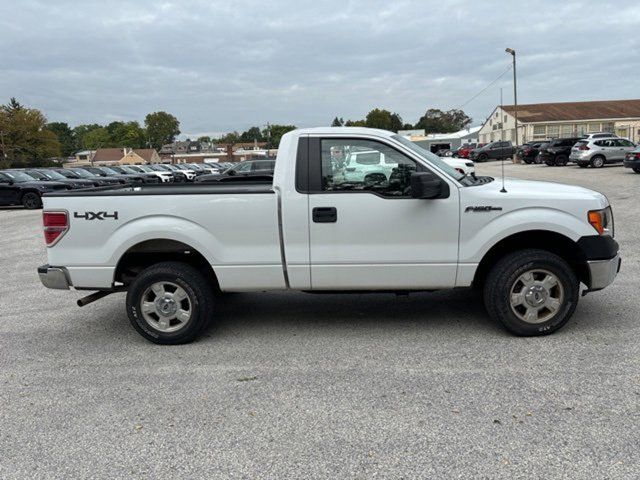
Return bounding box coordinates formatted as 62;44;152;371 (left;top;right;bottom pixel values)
135;165;153;172
100;167;118;175
71;168;96;178
119;166;138;174
4;171;37;182
392;135;464;181
26;170;48;180
40;169;67;180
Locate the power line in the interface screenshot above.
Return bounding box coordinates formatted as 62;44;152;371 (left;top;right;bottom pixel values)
457;64;513;109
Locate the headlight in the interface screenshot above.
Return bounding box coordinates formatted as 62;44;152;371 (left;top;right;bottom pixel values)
588;206;614;237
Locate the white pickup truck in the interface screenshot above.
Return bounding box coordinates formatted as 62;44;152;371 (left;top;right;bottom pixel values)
38;127;620;344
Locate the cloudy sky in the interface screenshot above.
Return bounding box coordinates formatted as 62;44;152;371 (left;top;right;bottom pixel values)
1;0;639;137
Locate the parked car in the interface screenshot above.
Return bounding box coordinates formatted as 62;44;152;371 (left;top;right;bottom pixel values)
515;142;546;164
83;166;149;185
0;170;69;209
126;165;174;183
536;137;583;166
435;149;455;157
149;164;188;182
162;164;197;181
23;168;99;189
469;141;514;162
69;167;130;185
457;143;479;159
580;132;619;140
623;147;640;173
570;138;636;168
55;168;121;186
38;127;620;344
103;166;159;183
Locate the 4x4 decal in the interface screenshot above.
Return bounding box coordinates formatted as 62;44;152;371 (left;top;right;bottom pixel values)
73;211;119;220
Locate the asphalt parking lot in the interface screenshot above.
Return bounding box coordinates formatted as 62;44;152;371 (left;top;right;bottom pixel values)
1;162;638;479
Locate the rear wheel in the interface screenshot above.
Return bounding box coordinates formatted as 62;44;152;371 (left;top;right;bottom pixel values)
591;155;605;168
477;154;488;162
126;261;214;344
555;154;569;166
483;249;579;336
21;192;42;209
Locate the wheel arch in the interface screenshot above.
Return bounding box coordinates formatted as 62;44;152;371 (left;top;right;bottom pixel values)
473;230;589;288
114;238;219;290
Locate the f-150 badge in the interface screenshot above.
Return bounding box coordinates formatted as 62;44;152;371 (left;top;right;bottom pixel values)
73;211;119;220
465;206;503;213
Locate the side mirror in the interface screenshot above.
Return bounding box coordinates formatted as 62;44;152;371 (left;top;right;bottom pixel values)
410;172;449;199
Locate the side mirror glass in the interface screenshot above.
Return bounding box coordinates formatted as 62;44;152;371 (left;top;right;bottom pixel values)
410;172;449;199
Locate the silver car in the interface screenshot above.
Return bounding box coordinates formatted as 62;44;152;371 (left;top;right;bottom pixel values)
569;137;636;168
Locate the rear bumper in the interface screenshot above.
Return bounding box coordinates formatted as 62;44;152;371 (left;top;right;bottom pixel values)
623;159;640;169
38;264;71;290
587;254;621;291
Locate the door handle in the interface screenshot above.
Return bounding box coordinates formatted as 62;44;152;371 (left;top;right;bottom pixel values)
312;207;337;223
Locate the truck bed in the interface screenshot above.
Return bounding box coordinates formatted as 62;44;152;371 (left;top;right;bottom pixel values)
43;182;274;197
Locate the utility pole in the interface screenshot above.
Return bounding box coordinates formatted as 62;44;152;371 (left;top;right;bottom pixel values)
505;48;518;146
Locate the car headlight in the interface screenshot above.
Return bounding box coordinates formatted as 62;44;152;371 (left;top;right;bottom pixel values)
588;206;614;237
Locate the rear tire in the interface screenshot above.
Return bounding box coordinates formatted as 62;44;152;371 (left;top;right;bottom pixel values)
126;261;214;344
21;192;42;209
555;155;568;166
591;155;605;168
477;154;488;162
483;249;579;336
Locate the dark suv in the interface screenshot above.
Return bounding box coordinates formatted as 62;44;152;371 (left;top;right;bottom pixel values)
469;141;514;162
536;137;582;166
516;141;546;164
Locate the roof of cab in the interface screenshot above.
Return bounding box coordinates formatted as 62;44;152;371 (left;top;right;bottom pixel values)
292;127;395;137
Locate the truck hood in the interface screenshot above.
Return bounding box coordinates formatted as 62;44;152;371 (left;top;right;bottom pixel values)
463;177;609;211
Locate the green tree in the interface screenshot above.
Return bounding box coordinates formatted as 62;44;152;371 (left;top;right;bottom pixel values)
344;119;366;127
197;135;211;143
262;124;296;148
45;122;75;157
72;123;102;150
331;116;344;127
240;126;264;142
415;108;472;134
109;121;146;148
144;111;180;150
0;98;61;167
219;131;240;145
363;109;403;132
83;127;111;149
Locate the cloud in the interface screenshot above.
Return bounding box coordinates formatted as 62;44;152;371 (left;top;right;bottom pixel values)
0;0;638;136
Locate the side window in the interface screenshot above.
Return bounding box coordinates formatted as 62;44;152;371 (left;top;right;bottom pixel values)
594;140;605;147
235;162;251;173
320;139;420;197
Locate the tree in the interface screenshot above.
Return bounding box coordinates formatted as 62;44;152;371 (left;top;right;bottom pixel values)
219;131;240;145
415;108;472;134
109;121;146;148
262;124;296;148
45;122;75;157
331;117;344;127
72;123;102;151
240;126;264;142
82;127;111;149
144;111;180;149
344;119;366;127
362;109;404;132
0;98;61;167
197;135;211;143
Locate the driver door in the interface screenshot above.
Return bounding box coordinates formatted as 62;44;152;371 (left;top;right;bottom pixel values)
307;136;460;290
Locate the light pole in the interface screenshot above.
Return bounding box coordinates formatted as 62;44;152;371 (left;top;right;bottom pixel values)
505;48;518;146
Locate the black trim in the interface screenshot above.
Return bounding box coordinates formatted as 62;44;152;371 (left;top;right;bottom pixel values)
295;136;309;192
577;235;619;260
43;183;274;197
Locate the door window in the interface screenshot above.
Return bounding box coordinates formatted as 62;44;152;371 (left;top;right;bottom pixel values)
321;139;420;197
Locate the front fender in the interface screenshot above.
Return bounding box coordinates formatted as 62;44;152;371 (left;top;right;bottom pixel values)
460;207;595;264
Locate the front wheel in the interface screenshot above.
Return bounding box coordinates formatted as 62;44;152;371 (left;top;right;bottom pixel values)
126;261;214;344
483;249;579;336
591;156;605;168
21;192;42;209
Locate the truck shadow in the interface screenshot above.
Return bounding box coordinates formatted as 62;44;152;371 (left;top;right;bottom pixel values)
203;288;501;338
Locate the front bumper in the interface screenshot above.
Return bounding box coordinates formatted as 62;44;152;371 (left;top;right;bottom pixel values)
38;264;71;290
587;254;621;291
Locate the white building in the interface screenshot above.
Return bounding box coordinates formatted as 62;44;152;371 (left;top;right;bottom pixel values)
478;99;640;145
405;126;481;153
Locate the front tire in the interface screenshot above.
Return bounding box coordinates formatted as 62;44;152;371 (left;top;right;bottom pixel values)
483;249;579;336
21;192;42;209
126;261;214;344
